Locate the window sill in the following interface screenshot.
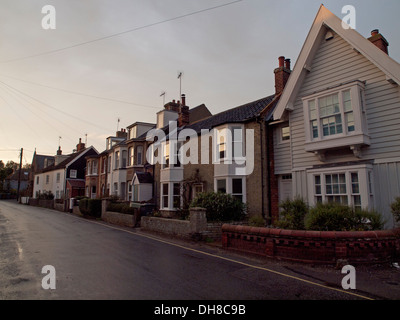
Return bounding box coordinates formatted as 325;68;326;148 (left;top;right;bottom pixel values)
305;133;370;153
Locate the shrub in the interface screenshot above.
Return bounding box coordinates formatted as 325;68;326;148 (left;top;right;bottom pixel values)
275;197;308;230
107;202;136;215
190;192;246;222
248;215;266;227
38;191;54;200
391;197;400;223
79;198;102;218
305;202;384;231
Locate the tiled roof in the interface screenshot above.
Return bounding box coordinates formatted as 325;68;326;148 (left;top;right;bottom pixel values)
134;172;153;184
186;94;276;133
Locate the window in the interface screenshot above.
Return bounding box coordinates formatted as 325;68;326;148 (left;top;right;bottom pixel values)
162;183;169;208
173;183;181;209
217;129;226;160
137;146;143;165
87;161;91;175
70;170;77;179
121;150;127;168
232;126;243;158
115;151;120;169
217;179;226;193
302;81;369;153
281;126;291;142
56;173;60;183
36;176;39;185
163;142;170;168
192;184;203;200
46;175;49;184
108;156;111;173
93;160;98;174
310;169;371;210
232;178;243;202
114;183;118;196
128;147;134;166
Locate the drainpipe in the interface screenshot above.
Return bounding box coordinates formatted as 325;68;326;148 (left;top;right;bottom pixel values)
257;116;266;222
265;120;272;226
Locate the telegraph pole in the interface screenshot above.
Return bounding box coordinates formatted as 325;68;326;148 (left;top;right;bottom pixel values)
17;147;23;202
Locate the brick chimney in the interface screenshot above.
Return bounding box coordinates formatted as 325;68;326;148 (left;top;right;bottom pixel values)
368;29;389;55
274;56;291;95
76;138;86;152
164;99;180;113
178;94;189;127
56;146;62;155
116;128;127;139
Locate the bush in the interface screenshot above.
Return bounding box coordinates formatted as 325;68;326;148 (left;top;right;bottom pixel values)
190;192;246;222
248;215;266;227
305;202;384;231
107;202;136;215
38;191;54;200
391;197;400;223
275;197;308;230
79;198;102;218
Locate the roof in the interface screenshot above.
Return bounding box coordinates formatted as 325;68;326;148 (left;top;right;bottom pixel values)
32;154;55;172
186;95;276;133
66;179;85;188
133;172;153;184
5;169;30;181
40;146;98;173
273;4;400;120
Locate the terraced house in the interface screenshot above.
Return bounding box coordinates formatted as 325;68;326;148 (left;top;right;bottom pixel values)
272;5;400;228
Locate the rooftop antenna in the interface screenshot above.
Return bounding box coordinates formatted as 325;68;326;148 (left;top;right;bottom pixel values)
85;133;88;145
177;71;183;99
58;136;62;148
117;118;120;132
160;91;166;107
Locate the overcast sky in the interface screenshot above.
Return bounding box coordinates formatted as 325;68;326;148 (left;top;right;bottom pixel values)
1;0;400;165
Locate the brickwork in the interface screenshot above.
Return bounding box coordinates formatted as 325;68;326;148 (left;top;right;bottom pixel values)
222;225;400;264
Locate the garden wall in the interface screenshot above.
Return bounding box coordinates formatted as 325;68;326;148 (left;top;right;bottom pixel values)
222;225;400;265
141;208;225;240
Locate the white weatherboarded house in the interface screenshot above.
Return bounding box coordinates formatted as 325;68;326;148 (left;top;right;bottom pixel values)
272;5;400;228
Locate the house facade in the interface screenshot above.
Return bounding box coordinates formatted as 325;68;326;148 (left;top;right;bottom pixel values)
272;5;400;228
33;139;98;201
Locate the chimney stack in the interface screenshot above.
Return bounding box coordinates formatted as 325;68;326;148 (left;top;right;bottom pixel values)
178;94;189;127
76;138;86;152
57;146;62;156
274;56;291;95
368;29;389;55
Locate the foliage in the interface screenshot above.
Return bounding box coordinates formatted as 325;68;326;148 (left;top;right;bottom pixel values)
304;202;384;231
248;215;266;227
390;197;400;223
38;191;54;200
79;198;102;218
107;202;136;215
275;197;308;230
190;192;246;222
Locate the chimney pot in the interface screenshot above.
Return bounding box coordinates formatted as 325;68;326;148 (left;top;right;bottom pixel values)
278;56;285;68
371;29;379;36
368;29;389;55
284;58;291;70
181;94;186;106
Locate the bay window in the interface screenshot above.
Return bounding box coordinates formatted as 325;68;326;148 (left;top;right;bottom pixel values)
303;81;370;155
309;165;373;210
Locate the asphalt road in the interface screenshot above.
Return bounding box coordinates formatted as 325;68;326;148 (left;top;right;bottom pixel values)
0;200;399;301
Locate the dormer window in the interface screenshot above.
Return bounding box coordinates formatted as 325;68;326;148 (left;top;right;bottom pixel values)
302;81;370;158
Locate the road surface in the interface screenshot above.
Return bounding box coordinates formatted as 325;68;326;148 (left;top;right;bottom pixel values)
0;200;399;301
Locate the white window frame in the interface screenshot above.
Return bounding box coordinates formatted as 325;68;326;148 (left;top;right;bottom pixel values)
302;81;369;153
70;169;77;179
214;124;245;163
307;164;373;210
279;125;291;144
214;176;246;203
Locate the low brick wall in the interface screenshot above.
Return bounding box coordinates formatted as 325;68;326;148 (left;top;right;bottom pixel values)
141;208;212;240
222;225;400;265
29;198;54;209
102;211;137;228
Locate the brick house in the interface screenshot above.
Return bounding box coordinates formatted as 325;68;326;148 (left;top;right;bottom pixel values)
149;61;289;222
271;5;400;228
